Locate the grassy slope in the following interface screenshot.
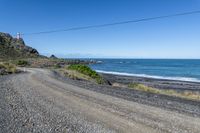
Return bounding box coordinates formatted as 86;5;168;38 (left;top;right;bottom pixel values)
61;64;106;84
0;32;39;60
0;44;22;60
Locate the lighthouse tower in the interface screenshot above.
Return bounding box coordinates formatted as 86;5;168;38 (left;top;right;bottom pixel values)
17;32;21;40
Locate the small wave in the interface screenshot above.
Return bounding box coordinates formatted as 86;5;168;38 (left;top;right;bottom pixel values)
96;70;200;83
96;61;103;63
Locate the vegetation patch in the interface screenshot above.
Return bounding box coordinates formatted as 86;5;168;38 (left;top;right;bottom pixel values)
16;60;29;66
67;64;106;84
23;58;94;68
0;62;18;75
128;83;200;101
64;69;94;81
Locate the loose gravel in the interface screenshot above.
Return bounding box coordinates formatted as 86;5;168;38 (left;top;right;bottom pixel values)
0;68;200;133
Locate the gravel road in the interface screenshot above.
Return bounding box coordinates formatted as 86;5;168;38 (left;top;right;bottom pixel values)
0;68;200;133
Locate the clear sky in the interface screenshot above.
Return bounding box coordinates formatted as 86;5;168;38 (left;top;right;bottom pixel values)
1;0;200;58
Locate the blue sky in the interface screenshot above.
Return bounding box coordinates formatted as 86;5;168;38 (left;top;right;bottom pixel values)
1;0;200;58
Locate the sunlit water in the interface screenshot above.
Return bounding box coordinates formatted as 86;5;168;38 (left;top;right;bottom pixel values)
89;59;200;82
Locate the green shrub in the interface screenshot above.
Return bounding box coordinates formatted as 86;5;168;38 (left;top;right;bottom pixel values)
16;60;29;66
53;64;61;69
67;64;105;84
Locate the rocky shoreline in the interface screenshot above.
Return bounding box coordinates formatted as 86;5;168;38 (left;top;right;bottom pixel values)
101;73;200;92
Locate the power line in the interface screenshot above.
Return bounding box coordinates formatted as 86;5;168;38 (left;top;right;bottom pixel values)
22;10;200;36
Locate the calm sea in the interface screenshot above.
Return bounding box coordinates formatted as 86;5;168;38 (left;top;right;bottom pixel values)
89;59;200;82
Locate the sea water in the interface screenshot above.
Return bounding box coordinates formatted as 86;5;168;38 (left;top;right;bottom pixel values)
89;59;200;82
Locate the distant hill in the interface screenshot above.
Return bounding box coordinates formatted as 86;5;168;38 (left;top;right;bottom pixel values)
0;32;39;60
50;54;58;59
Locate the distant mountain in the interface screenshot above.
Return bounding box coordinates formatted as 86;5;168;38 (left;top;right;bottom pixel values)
0;32;39;60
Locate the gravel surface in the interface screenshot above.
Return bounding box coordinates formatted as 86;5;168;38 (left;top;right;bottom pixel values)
53;71;200;117
0;68;200;133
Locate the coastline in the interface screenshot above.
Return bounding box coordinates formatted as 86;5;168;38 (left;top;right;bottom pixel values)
96;70;200;83
99;72;200;92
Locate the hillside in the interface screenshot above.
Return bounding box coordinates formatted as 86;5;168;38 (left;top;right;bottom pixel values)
0;32;39;60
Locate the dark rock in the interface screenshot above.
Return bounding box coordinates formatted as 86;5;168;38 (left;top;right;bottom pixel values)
0;68;7;75
23;46;39;55
50;55;57;59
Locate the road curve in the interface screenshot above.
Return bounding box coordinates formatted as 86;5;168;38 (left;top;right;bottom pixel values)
0;68;200;133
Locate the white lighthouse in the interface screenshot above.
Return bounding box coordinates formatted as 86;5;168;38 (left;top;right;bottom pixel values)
17;32;21;40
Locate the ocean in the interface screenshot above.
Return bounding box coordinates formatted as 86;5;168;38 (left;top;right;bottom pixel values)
89;59;200;82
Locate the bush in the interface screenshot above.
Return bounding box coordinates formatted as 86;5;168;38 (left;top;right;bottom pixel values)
0;62;17;74
16;60;29;66
67;64;105;84
53;63;61;69
3;62;17;73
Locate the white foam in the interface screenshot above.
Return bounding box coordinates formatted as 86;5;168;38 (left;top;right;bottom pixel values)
96;70;200;83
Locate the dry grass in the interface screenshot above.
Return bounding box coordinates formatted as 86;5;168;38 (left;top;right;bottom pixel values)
128;83;200;101
0;62;17;74
64;69;95;82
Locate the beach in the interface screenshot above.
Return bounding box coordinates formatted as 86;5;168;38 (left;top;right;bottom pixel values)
101;73;200;92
